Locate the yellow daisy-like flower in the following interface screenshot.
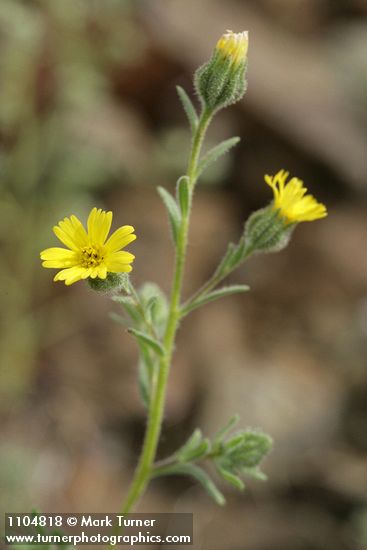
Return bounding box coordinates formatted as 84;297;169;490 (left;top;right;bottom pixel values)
265;169;327;223
216;30;248;67
40;207;136;286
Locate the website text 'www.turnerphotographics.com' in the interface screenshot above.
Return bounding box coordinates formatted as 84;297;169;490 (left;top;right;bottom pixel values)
4;513;193;546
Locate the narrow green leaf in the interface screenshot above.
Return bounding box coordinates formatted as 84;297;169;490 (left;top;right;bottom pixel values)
157;186;181;245
128;328;165;357
239;466;267;482
176;85;198;132
176;175;190;217
153;463;225;506
176;429;211;462
145;295;157;321
213;242;238;279
182;285;250;316
213;415;240;446
197;137;240;178
216;465;245;490
227;238;247;270
111;295;142;323
109;312;129;326
138;357;151;409
138;282;169;334
176;429;203;460
180;439;211;462
224;433;246;451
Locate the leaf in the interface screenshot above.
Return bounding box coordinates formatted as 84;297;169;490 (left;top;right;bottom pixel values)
176;175;190;217
213;242;238;279
176;85;198;132
176;429;211;462
109;312;129;326
180;439;211;462
224;433;246;452
197;137;240;178
227;239;247;270
111;295;142;323
138;356;151;409
139;283;169;336
157;186;181;245
128;328;165;357
240;467;267;482
182;285;250;316
145;296;157;320
213;415;240;446
153;463;225;506
176;429;203;460
216;465;245;490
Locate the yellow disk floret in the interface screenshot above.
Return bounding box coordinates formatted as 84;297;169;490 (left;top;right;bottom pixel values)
40;207;136;285
216;30;248;66
265;170;327;223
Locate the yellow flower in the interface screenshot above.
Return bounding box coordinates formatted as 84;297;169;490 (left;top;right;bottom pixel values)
265;169;327;223
216;30;248;66
40;207;136;285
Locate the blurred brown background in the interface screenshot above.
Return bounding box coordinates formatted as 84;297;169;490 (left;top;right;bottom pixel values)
1;0;367;548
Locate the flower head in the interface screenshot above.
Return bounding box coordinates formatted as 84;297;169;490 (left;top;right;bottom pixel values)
216;30;248;67
195;30;248;113
40;207;136;285
265;169;327;223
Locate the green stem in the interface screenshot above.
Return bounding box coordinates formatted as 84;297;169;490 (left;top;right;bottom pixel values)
116;108;213;518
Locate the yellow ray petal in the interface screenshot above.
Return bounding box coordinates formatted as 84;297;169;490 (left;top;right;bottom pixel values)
87;207;113;245
104;256;133;273
53;215;88;251
104;226;136;253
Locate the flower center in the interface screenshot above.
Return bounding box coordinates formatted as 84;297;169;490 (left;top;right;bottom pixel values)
80;245;104;268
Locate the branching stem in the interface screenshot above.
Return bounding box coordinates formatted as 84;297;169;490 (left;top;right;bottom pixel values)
115;108;213;520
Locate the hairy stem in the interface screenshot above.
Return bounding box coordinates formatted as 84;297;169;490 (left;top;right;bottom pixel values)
116;108;213;518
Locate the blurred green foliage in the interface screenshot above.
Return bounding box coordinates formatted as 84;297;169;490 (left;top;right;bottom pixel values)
0;0;145;407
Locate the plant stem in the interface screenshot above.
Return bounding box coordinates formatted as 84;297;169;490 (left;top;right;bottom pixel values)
117;108;213;517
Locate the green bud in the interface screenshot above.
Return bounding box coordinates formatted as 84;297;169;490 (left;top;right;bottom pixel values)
88;272;130;293
195;30;248;113
244;206;294;254
215;429;273;480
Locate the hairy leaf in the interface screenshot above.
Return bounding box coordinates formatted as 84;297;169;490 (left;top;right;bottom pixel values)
176;175;190;217
153;463;225;506
128;328;165;357
176;85;198;132
182;285;249;316
157;186;181;245
197;137;240;178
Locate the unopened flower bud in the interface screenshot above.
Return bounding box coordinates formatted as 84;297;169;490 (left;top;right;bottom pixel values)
195;30;248;113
